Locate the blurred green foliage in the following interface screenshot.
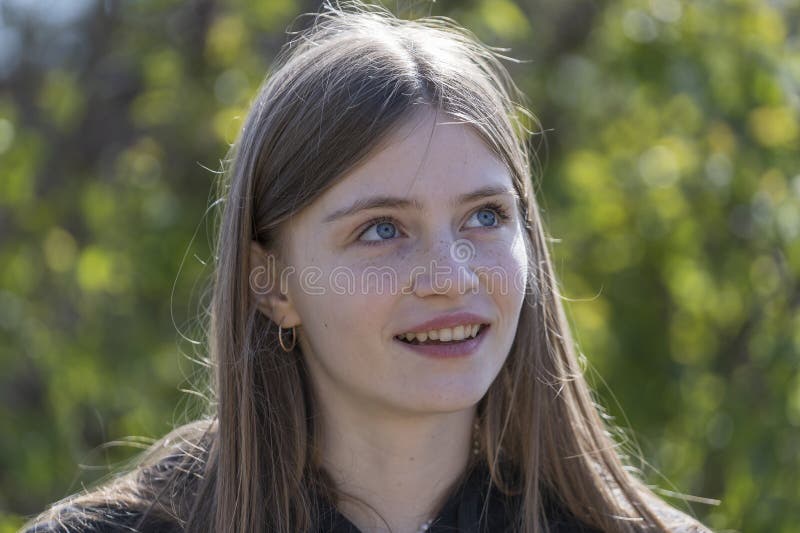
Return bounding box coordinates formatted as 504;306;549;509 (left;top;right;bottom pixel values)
1;0;798;531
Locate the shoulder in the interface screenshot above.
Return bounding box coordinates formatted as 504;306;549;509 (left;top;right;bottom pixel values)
540;489;602;533
650;499;713;533
542;483;713;533
635;487;714;533
23;421;215;533
22;503;182;533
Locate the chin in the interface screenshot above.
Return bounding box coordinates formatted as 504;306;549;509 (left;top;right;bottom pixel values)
395;384;490;414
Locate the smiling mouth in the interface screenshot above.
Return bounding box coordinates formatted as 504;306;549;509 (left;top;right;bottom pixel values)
394;324;490;345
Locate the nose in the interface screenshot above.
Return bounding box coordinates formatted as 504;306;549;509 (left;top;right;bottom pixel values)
408;237;480;298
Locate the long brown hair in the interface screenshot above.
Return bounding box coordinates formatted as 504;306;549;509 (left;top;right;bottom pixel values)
27;2;709;532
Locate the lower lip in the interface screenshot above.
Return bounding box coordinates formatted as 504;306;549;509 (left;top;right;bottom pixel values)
393;325;490;359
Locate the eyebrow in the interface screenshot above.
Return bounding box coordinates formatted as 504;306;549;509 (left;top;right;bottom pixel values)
322;184;518;224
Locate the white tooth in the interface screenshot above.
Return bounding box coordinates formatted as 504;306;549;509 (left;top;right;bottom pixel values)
405;332;416;341
416;332;428;342
452;325;466;341
439;328;452;342
471;324;479;337
428;329;439;340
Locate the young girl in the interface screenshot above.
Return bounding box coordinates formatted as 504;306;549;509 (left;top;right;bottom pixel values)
25;2;711;532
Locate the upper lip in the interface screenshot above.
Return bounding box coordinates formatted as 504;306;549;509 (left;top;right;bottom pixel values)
396;311;492;336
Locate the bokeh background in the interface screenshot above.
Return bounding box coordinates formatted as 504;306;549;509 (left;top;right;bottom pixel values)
1;0;798;531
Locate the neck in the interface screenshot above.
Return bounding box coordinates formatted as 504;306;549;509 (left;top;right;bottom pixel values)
319;405;476;533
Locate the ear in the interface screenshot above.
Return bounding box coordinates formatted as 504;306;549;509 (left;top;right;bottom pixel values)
248;240;301;328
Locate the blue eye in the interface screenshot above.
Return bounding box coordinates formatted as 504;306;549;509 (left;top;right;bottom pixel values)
359;218;399;243
356;202;510;246
476;209;496;226
464;202;509;229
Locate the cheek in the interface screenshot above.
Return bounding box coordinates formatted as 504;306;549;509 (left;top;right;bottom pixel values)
474;232;529;299
339;252;415;296
288;258;394;346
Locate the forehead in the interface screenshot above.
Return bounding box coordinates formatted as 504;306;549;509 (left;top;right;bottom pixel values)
311;109;514;218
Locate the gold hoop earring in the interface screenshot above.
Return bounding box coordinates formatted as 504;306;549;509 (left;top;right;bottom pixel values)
278;325;296;352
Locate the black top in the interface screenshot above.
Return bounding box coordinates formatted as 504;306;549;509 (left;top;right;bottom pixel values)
315;463;601;533
26;463;601;533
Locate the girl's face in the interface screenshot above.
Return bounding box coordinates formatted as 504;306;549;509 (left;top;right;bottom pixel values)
268;110;528;417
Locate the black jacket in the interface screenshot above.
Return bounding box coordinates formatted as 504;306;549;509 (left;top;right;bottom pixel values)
316;462;601;533
25;463;601;533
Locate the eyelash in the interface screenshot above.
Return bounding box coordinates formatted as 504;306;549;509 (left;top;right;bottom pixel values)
356;201;511;247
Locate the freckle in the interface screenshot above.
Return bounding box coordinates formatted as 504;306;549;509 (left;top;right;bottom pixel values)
409;456;415;461
324;322;328;328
